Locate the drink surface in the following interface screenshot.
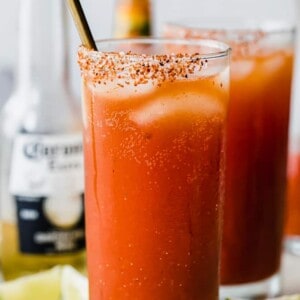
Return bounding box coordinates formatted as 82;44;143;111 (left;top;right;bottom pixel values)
164;25;294;285
80;48;229;299
285;153;300;237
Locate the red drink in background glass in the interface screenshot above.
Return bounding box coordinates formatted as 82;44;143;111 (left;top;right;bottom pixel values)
164;22;295;298
78;39;230;300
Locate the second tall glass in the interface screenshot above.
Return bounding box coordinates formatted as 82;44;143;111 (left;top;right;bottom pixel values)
165;21;295;298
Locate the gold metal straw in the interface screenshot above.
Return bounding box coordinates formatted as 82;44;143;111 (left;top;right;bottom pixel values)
65;0;97;50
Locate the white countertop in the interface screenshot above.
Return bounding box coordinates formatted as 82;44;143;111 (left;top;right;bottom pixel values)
282;252;300;295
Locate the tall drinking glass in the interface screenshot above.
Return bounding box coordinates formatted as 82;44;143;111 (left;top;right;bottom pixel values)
164;22;295;298
78;38;230;300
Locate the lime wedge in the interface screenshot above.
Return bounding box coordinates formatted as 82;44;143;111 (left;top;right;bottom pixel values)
61;265;88;300
0;266;62;300
0;265;88;300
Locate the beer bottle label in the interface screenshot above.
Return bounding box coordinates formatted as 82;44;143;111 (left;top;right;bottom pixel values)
9;133;85;254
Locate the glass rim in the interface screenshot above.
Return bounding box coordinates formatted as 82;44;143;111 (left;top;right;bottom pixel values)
164;19;296;35
78;37;231;85
82;37;231;61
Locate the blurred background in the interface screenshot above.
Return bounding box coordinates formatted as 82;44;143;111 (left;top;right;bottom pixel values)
0;0;299;292
0;0;299;139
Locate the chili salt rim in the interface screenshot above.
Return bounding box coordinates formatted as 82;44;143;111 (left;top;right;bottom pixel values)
165;19;295;39
78;38;230;86
164;20;295;57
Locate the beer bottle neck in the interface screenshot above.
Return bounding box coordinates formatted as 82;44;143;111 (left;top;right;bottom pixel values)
114;0;152;38
16;0;69;92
